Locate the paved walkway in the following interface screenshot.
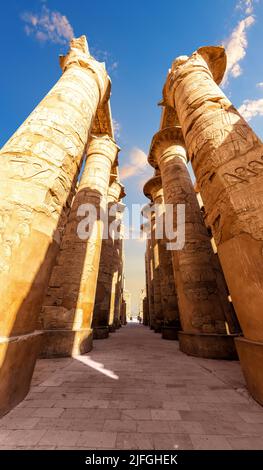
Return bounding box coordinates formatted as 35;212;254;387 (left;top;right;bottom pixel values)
1;324;263;450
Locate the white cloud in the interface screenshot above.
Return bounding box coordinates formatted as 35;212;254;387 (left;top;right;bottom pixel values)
257;82;263;88
109;61;118;72
237;0;255;14
21;5;74;45
91;48;118;73
222;15;255;86
112;119;121;139
120;148;148;180
238;98;263;120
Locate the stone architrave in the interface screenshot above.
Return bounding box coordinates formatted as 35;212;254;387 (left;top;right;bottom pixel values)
149;126;238;358
144;174;181;340
0;35;110;416
40;135;119;356
163;46;263;403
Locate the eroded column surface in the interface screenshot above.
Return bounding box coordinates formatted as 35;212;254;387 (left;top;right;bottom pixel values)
194;183;241;335
120;299;127;325
0;35;110;416
143;202;164;332
163;46;263;403
143;296;150;326
113;223;125;329
145;238;155;329
40;135;119;356
149;126;237;358
144;253;150;326
92;180;125;338
144;174;181;340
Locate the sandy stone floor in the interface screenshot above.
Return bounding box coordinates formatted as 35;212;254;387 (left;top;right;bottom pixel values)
1;323;263;450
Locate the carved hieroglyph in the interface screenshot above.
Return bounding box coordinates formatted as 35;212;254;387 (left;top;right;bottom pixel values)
40;134;119;356
0;35;110;415
144;174;181;335
92;179;125;336
148;126;238;356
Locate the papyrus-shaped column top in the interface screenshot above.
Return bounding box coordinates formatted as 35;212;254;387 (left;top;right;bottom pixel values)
60;35;111;104
143;174;163;202
162;45;226;108
148;126;188;168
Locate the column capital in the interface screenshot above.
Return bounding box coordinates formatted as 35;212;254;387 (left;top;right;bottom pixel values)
143;175;163;202
60;35;111;105
162;46;226;108
141;202;153;217
108;179;126;202
87;134;120;165
148;126;187;168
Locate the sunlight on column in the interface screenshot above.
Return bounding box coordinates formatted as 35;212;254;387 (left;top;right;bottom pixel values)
74;355;119;380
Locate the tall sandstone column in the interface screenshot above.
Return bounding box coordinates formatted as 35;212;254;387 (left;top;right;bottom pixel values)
143;203;164;332
109;200;125;331
41;134;119;356
163;46;263;403
118;224;127;326
149;126;237;358
194;183;241;335
145;238;155;328
144;252;150;325
113;223;125;329
0;35;109;416
144;174;181;340
92;179;124;338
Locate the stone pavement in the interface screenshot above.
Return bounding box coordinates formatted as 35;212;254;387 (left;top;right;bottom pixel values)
1;323;263;450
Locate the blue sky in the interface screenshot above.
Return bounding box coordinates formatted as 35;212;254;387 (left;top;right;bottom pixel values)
1;0;263;312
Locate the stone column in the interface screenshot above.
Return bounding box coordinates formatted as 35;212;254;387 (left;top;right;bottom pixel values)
92;180;124;337
0;35;110;416
113;231;125;329
144;174;181;340
144;253;150;326
111;217;125;330
163;46;263;402
119;240;126;326
194;183;241;335
143;297;149;325
120;299;127;325
145;238;155;329
149;126;237;358
143;202;164;332
40;135;119;356
108;191;125;332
